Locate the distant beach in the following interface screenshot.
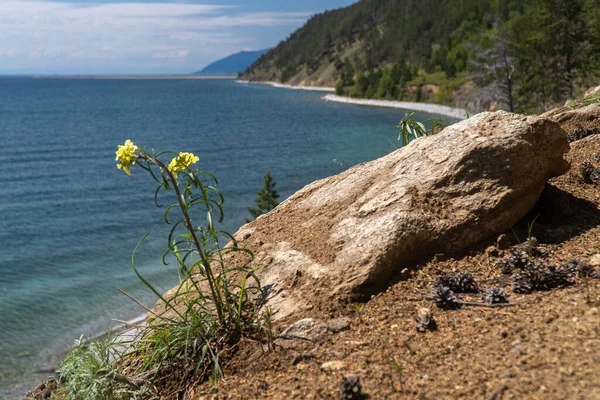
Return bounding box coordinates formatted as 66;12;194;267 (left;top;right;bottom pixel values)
235;80;335;92
323;95;468;120
235;80;467;120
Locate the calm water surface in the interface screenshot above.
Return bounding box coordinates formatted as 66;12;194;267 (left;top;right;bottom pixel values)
0;78;436;397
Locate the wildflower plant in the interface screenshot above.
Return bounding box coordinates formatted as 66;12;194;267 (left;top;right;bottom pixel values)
112;141;262;395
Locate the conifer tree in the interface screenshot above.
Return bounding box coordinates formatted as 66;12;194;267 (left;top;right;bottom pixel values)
247;172;280;222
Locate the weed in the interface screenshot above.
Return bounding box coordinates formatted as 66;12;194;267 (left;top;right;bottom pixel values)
57;141;267;399
396;112;448;147
58;336;145;400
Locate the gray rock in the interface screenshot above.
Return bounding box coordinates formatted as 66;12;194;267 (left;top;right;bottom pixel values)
274;318;327;348
327;317;351;333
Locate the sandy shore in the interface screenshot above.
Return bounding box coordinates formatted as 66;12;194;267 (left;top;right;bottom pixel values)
235;80;467;120
323;94;468;120
235;80;335;92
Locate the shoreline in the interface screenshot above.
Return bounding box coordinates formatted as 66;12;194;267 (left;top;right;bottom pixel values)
28;75;237;80
235;80;467;120
323;94;468;120
235;80;335;92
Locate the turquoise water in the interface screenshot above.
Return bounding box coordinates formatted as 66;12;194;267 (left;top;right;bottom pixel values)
0;78;435;397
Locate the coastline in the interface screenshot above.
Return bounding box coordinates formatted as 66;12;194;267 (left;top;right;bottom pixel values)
235;80;467;120
323;94;468;120
235;80;335;92
30;74;237;80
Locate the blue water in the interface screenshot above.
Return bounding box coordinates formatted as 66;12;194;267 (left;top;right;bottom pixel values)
0;78;435;397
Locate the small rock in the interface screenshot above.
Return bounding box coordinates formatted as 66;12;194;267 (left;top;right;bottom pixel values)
275;318;328;348
587;307;599;316
497;234;512;250
320;360;346;372
414;307;435;333
590;254;600;267
326;350;347;359
510;344;526;357
327;317;351;333
545;312;559;324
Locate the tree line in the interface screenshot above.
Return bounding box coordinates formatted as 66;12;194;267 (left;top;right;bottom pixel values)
246;0;600;114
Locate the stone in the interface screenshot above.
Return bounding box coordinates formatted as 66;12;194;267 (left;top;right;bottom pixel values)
159;111;569;321
496;234;512;250
327;317;351;333
590;254;600;267
274;318;327;348
414;307;435;333
320;360;346;372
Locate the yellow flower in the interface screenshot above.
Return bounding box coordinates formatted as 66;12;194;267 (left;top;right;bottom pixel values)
115;139;138;175
168;152;200;177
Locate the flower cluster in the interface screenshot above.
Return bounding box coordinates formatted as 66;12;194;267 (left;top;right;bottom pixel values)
115;140;138;175
168;152;200;177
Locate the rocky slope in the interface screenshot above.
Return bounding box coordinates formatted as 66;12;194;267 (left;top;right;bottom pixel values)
26;101;600;399
161;111;569;323
186;105;600;400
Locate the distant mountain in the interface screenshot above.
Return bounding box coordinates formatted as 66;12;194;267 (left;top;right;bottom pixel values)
195;49;270;75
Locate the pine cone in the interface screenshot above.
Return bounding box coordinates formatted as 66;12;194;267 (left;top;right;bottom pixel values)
568;126;600;142
497;250;531;274
511;272;533;294
435;271;478;293
542;265;573;289
339;375;362;400
564;258;587;278
581;161;596;183
512;263;573;293
482;287;509;304
428;284;460;309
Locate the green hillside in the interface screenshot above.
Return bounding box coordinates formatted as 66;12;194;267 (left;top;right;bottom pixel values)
242;0;600;113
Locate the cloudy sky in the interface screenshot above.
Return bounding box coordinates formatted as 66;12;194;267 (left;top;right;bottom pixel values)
0;0;357;74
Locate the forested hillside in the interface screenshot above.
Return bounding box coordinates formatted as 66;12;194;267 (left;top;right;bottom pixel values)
241;0;600;113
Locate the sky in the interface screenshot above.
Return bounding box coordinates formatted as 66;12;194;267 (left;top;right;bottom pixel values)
0;0;358;74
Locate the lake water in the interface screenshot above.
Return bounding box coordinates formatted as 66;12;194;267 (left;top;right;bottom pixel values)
0;78;435;398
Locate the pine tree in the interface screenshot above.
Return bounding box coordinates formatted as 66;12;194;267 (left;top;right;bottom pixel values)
247;172;280;222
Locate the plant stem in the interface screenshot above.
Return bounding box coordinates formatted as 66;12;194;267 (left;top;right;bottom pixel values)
166;169;225;325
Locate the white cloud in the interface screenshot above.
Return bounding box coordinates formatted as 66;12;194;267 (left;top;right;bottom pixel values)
0;1;313;73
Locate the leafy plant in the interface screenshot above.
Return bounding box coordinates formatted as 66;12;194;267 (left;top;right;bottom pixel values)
110;141;262;397
58;336;144;400
396;112;447;147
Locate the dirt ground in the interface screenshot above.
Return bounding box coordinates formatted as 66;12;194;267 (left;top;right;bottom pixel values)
189;126;600;399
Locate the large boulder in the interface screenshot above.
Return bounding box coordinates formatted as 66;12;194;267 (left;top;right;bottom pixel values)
225;111;570;320
159;111;569;321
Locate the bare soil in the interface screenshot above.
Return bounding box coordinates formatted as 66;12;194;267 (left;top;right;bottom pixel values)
189;134;600;399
